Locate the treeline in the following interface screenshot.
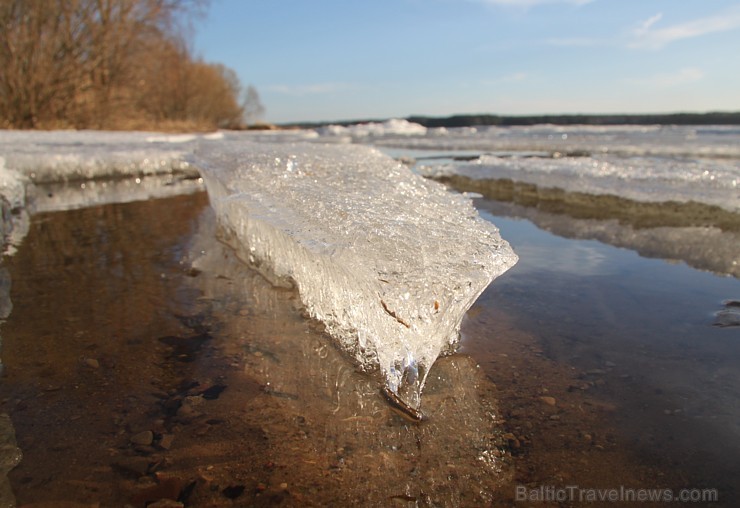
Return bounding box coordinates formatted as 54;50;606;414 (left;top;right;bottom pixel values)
406;112;740;128
0;0;251;130
287;112;740;130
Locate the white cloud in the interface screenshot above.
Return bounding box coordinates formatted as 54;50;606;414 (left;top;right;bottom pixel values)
629;6;740;50
266;83;353;96
624;67;704;88
638;12;663;32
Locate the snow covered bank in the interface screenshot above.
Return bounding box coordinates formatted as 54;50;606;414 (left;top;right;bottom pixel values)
195;141;517;411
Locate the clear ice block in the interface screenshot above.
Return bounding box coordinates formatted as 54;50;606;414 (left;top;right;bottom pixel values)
194;141;517;412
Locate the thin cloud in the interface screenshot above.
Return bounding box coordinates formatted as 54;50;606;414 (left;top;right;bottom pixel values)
629;6;740;50
624;67;704;88
638;12;663;32
266;83;353;96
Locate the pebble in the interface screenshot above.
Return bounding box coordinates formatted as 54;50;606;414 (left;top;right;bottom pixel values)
176;404;200;421
85;358;100;369
147;500;183;508
113;456;154;476
502;432;521;448
158;434;175;450
131;430;154;446
134;445;157;455
539;396;557;406
183;395;205;407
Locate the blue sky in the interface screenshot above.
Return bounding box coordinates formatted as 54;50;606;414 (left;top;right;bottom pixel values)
194;0;740;124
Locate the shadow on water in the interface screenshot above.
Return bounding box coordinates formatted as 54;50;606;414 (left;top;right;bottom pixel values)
0;191;512;506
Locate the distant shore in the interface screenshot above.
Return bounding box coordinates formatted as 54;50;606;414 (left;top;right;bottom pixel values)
284;111;740;129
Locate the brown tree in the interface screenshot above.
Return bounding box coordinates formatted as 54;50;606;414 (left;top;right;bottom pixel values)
0;0;247;130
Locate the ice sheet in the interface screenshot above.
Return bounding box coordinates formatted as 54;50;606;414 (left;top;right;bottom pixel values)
419;154;740;213
367;124;740;159
0;130;200;183
194;141;517;410
315;123;740;213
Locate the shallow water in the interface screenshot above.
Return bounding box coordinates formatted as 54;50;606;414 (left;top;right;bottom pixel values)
470;202;740;498
0;180;738;506
0;192;511;506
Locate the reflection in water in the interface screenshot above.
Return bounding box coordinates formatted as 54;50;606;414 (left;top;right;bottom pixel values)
0;266;21;507
0;193;511;506
438;175;740;278
186;206;512;505
29;174;205;214
476;203;740;503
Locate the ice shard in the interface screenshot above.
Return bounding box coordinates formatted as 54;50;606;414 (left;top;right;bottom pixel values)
194;142;517;413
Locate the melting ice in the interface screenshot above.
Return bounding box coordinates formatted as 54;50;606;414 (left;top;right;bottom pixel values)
194;141;517;411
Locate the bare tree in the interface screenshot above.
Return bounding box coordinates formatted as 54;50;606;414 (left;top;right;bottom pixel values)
0;0;92;127
242;84;266;126
184;61;244;129
0;0;244;130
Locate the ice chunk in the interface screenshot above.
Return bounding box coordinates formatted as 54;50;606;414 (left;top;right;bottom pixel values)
0;157;26;211
0;157;30;255
316;119;427;138
194;142;517;411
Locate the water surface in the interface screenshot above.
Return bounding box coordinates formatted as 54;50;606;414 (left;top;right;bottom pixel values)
0;176;738;506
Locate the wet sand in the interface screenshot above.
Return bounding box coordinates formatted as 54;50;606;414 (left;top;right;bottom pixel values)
0;190;736;506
